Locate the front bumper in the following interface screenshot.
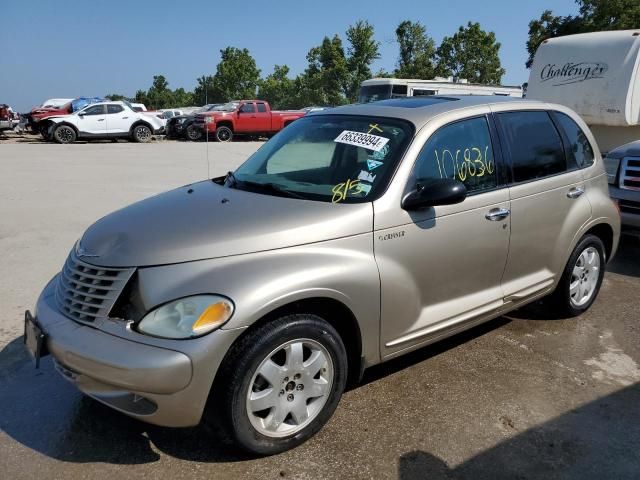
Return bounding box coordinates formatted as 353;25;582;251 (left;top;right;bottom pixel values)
609;185;640;231
33;276;245;427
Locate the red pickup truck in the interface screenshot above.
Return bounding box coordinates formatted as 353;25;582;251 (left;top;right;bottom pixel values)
190;100;305;142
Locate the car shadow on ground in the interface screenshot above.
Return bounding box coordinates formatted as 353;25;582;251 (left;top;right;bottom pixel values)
397;382;640;479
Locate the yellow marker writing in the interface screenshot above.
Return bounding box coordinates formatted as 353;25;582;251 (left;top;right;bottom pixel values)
332;179;361;203
367;124;383;134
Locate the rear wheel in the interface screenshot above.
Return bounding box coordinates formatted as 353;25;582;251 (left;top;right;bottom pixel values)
545;234;606;317
52;125;76;144
185;124;202;141
210;314;347;455
215;126;233;142
132;124;152;143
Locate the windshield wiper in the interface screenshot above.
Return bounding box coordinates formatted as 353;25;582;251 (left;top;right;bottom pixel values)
225;171;306;199
225;170;238;187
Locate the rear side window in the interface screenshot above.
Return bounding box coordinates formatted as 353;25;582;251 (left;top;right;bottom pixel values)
413;116;497;194
107;104;124;114
496;111;566;183
553;112;595;168
257;103;267;113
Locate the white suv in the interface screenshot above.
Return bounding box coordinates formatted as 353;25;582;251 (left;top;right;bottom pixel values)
45;101;165;144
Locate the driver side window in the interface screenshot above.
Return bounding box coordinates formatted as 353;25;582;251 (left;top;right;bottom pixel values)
413;116;498;194
240;103;256;113
82;105;105;116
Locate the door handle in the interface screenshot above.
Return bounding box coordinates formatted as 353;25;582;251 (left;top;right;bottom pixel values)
122;116;129;119
567;186;585;198
485;207;510;221
97;119;105;122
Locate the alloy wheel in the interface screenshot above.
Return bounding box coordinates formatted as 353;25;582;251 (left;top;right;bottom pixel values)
246;338;334;438
569;246;600;307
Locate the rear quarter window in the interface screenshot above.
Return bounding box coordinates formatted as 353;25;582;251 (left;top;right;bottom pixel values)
552;111;595;169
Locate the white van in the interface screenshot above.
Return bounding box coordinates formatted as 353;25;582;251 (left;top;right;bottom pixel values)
358;77;523;103
527;30;640;233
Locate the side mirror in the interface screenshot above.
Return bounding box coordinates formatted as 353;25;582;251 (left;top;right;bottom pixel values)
78;113;85;118
401;178;467;211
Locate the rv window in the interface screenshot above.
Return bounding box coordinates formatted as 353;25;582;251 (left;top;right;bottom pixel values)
392;85;408;95
413;89;437;97
552;112;595;169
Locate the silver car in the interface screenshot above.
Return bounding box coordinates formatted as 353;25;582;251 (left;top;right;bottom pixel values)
25;96;620;454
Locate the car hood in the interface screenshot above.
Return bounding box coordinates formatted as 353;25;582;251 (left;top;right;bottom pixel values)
79;180;373;267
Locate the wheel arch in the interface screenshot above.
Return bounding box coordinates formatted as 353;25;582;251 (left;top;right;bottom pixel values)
220;296;363;386
129;120;154;134
584;222;615;262
215;120;234;132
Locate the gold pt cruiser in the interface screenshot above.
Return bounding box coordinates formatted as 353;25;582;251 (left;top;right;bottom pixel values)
25;96;620;454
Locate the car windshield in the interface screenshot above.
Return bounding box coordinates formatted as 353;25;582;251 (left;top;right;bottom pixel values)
215;102;239;112
229;115;413;203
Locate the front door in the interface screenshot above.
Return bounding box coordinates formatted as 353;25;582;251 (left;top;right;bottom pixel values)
77;104;107;135
235;102;257;132
375;114;510;357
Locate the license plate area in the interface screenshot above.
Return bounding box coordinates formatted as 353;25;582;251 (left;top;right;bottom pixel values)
24;310;49;368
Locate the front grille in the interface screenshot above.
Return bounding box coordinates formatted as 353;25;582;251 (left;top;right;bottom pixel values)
620;157;640;191
619;199;640;215
55;250;135;324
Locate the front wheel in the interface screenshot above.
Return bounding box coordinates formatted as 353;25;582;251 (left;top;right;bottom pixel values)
211;314;347;455
185;124;202;141
52;125;76;144
215;126;233;142
545;234;606;317
132;124;152;143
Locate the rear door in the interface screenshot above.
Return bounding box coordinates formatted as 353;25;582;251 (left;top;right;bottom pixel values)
255;102;272;131
105;104;131;133
77;104;107;134
493;108;592;305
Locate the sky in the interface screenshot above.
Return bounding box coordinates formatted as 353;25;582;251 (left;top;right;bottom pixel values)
0;0;580;112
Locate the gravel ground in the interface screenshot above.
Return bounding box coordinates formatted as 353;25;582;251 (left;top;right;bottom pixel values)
1;139;639;479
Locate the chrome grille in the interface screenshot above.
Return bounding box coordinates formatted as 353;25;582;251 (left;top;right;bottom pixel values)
55;250;135;324
620;157;640;191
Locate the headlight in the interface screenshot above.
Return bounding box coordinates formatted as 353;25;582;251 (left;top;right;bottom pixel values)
137;295;234;339
603;156;620;185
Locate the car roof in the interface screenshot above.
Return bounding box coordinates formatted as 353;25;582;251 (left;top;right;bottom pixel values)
312;96;546;128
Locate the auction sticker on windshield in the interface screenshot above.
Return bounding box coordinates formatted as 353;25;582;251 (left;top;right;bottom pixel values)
334;130;389;152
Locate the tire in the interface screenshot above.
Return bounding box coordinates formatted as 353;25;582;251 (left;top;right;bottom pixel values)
132;124;152;143
210;314;348;455
52;124;76;144
545;234;606;317
185;124;202;141
215;125;233;142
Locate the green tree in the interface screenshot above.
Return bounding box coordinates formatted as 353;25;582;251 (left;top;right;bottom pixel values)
345;20;381;102
301;34;350;106
146;75;176;109
526;0;640;67
212;47;261;101
258;65;295;109
436;22;505;84
193;75;216;105
105;93;129;101
394;20;437;79
172;87;194;107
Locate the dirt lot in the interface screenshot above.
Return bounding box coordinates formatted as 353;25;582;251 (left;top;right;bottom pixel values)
1;139;639;479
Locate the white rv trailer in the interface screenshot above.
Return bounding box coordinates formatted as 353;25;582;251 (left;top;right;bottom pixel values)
358;77;523;103
527;29;640;153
